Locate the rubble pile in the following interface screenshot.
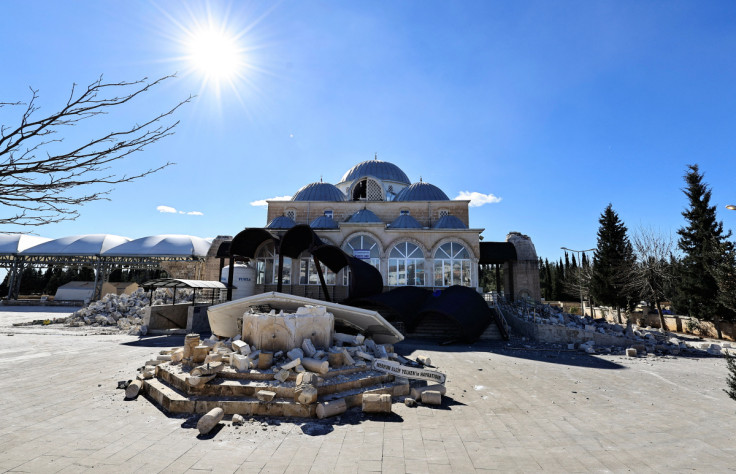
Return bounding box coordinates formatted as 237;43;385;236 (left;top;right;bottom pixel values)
127;306;447;426
503;301;734;357
65;288;196;334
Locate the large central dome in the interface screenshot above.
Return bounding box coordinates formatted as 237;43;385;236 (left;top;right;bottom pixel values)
339;159;410;185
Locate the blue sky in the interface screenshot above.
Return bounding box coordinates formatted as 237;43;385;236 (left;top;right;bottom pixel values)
1;0;735;262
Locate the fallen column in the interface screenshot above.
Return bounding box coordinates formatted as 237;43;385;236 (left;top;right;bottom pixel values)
197;407;224;435
316;399;347;419
362;393;392;413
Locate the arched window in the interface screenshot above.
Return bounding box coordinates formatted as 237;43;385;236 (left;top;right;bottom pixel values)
351;178;384;201
255;243;291;285
343;235;380;269
388;242;424;286
433;242;471;287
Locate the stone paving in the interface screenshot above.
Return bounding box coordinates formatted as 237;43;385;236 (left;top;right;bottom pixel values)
1;306;735;473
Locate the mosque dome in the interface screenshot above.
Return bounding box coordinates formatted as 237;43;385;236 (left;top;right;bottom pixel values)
346;209;382;223
310;215;339;229
292;182;346;202
395;181;449;201
432;215;468;229
266;216;297;229
339;159;410;185
388;214;422;229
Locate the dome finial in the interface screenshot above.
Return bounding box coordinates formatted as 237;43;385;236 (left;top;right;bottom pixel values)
420;176;423;182
320;175;323;183
374;152;378;160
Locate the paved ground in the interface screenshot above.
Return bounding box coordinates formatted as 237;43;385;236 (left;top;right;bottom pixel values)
1;306;735;473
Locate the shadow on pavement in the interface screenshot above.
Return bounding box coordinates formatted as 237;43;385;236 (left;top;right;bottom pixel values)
395;337;627;370
120;334;187;348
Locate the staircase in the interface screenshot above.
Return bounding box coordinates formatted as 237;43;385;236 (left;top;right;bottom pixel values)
143;361;409;417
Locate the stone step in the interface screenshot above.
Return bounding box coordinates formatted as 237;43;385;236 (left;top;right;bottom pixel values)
143;376;410;417
157;363;394;399
479;322;503;341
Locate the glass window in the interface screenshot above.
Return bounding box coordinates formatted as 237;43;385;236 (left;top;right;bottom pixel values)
299;257;336;285
286;210;296;220
433;242;471;287
343;235;380;269
400;209;410;216
324;210;333;219
388;242;424;286
255;243;291;285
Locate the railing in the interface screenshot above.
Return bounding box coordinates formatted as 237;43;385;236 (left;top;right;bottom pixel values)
483;292;510;340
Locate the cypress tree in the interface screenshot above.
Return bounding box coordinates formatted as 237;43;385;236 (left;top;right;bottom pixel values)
545;259;553;300
590;204;637;323
675;164;734;336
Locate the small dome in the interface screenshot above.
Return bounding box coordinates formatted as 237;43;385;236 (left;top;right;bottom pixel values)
395;181;449;201
346;209;382;223
432;215;467;229
292;182;346;202
266;216;297;229
310;215;339;229
388;214;422;229
340;159;410;185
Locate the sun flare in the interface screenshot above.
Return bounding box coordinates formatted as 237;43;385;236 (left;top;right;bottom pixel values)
186;27;242;81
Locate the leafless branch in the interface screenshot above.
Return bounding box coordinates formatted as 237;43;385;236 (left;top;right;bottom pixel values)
0;75;192;226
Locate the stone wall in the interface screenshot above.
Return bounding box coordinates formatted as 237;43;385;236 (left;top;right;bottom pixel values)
595;309;736;342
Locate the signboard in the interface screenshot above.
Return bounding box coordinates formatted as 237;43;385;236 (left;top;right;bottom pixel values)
371;359;446;384
353;249;371;260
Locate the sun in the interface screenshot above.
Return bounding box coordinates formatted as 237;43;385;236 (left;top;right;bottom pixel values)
185;26;243;82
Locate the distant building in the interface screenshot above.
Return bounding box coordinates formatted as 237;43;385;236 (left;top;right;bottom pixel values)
246;157;540;301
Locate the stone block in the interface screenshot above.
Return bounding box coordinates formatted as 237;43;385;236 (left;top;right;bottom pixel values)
296;385;318;405
258;352;274;370
188;374;216;387
232;340;249;354
191;361;224;377
274;369;290;383
416;354;432;366
232;414;245;425
404;397;417;407
316;399;347;419
632;344;646;354
341;348;355;366
328;351;344;367
626;348;637;357
421;390;442;405
302;357;329;375
197;407;224;435
192;345;209;364
256;390;276;402
232;354;249;371
296;372;321;386
302;338;317;357
170;348;184;363
410;384;447;400
125;380;143;399
287;348;304;361
362;393;392;413
281;358;301;370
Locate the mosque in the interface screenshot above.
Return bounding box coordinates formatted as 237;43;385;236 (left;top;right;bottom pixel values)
238;157;541;303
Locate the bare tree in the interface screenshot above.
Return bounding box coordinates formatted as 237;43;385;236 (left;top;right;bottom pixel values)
627;228;676;332
0;75;191;226
563;265;592;316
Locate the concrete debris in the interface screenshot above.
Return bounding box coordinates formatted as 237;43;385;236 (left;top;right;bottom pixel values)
295;385;318;405
274;369;290;382
410;384;447;400
416;355;432;366
302;339;317;358
404;397;417;407
287;348;304;361
626;348;638;357
421;390;442;405
191;362;224;377
65;288;183;332
232;414;245;425
197;407;224;435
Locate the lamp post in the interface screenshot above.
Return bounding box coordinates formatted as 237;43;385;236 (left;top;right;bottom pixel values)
561;246;596;316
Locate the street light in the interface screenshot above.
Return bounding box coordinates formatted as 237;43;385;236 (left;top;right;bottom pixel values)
561;246;596;316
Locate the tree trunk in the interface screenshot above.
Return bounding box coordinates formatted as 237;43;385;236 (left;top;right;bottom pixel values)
616;307;622;324
656;301;667;334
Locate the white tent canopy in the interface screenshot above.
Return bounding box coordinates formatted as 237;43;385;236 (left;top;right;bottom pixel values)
0;234;51;255
20;234;131;256
102;234;211;258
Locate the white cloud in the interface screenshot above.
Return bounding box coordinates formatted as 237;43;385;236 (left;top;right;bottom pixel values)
454;191;502;207
250;195;292;207
156;205;177;213
156;205;204;216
